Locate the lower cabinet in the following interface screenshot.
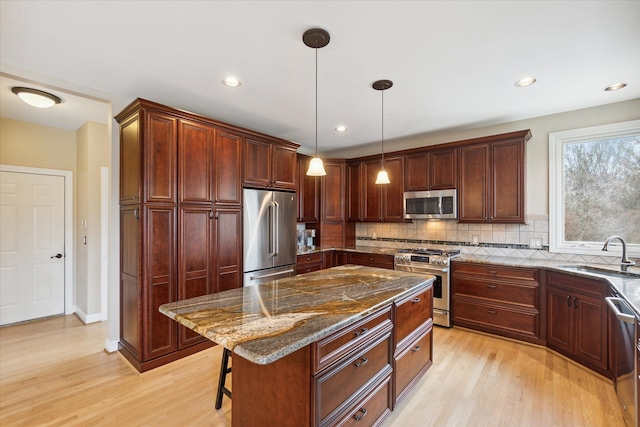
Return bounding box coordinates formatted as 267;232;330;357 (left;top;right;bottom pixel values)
546;271;608;375
347;252;394;270
451;262;543;345
297;252;324;274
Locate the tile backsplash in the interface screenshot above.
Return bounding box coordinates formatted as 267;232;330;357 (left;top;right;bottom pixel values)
355;215;624;265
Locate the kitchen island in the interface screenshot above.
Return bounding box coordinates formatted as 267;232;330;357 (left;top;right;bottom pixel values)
160;265;434;427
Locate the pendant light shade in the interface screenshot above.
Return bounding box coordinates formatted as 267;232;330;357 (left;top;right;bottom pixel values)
303;28;330;177
373;79;393;185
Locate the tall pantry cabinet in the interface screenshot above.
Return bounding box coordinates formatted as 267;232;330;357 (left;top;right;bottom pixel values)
116;99;243;372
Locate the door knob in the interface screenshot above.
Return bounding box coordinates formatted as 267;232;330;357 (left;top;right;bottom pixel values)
51;253;63;259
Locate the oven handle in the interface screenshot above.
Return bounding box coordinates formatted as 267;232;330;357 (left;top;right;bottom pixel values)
605;297;636;324
395;264;449;274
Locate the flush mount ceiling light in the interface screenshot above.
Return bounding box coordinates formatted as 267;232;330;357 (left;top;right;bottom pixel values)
335;125;348;132
223;77;241;87
605;83;627;91
373;79;393;185
11;87;62;108
514;77;537;87
304;28;330;177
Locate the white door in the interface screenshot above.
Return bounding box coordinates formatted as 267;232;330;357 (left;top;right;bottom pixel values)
0;171;65;325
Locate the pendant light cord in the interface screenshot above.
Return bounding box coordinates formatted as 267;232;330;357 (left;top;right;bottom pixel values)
381;90;385;169
315;48;318;158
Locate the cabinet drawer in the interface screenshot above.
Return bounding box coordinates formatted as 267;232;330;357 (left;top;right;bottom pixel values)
452;262;537;282
316;332;392;424
546;271;606;298
395;286;432;348
296;263;323;275
394;326;433;404
297;252;323;266
453;277;538;308
332;375;392;427
453;298;539;339
346;252;394;270
314;307;392;373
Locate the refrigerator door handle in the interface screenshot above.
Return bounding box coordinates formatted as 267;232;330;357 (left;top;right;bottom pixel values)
268;202;275;256
273;201;280;255
249;268;295;281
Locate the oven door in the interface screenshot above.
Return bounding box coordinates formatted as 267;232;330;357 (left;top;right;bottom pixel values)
394;263;450;327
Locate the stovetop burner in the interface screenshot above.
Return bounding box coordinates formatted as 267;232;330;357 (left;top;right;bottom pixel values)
396;248;461;257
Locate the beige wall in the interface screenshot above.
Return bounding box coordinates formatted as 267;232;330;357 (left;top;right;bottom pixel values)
0;118;78;171
327;98;640;216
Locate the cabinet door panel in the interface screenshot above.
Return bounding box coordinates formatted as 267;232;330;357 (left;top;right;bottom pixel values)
178;120;214;204
244;138;272;188
215;208;242;292
120;207;140;353
178;207;213;348
429;148;457;189
272;145;297;190
575;294;608;369
363;160;382;221
143;205;177;359
214;130;243;205
297;155;319;222
347;162;363;221
144;111;177;204
404;153;428;191
546;286;573;353
120;116;141;204
322;162;345;222
491;140;523;222
381;157;404;221
458;144;488;222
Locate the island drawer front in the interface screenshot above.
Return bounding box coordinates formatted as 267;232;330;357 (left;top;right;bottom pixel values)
453;277;538;308
452;263;538;282
394;325;433;405
395;286;432;346
314;307;392;373
297;253;324;275
453;299;539;338
331;374;392;427
316;332;392;423
546;271;606;298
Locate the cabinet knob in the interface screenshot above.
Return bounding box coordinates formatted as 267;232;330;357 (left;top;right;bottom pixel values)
411;297;421;304
411;345;422;352
354;357;368;367
354;327;369;337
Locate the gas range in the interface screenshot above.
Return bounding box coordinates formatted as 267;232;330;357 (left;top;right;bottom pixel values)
394;248;461;266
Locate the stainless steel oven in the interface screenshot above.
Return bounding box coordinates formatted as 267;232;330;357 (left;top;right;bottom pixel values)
394;248;459;327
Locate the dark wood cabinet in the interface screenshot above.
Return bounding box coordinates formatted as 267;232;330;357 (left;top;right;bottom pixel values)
546;271;608;375
296;252;324;275
346;252;394;270
296;154;320;223
404;147;457;191
317;160;355;248
348;156;404;222
116;99;264;371
451;262;543;344
458;131;530;223
244;136;297;190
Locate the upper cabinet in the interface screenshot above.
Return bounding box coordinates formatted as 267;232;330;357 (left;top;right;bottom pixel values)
348;156;405;222
296;154;320;223
244;137;297;191
404;147;457;191
458;130;530;223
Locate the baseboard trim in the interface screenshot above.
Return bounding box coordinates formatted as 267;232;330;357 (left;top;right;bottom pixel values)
74;306;102;324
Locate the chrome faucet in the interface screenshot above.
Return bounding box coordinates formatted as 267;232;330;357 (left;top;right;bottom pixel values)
602;235;636;272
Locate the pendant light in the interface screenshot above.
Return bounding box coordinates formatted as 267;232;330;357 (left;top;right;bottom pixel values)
303;28;330;176
373;80;393;185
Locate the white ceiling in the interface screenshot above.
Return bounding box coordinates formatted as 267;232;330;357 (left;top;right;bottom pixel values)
1;1;638;156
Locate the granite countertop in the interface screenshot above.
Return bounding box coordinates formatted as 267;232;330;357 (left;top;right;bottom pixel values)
160;265;433;365
296;246;398;256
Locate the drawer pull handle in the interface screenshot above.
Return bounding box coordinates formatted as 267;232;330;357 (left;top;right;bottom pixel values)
487;270;497;275
487;310;497;314
411;298;421;304
487;285;497;289
574;297;578;309
412;345;421;352
354;357;368;367
567;296;571;307
354;327;369;337
354;408;368;421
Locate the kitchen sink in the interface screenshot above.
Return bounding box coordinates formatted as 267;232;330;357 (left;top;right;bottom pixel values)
558;265;640;279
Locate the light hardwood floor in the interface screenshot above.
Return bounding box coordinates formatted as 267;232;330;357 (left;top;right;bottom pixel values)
0;315;625;426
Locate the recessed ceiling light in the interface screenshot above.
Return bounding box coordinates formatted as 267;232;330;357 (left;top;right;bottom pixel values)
11;86;62;108
605;83;627;91
335;125;347;132
514;77;537;87
223;77;241;87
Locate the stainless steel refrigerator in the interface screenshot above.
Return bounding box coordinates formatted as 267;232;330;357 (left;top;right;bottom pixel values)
243;188;297;286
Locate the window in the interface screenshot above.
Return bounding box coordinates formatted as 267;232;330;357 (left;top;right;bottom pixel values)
549;120;640;256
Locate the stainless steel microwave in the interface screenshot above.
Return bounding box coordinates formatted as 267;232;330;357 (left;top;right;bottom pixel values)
404;189;457;219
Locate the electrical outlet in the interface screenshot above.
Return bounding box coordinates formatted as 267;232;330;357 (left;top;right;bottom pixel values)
471;235;479;245
372;232;378;240
529;238;542;249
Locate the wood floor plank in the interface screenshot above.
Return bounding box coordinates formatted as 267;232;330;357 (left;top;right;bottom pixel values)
0;316;625;426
